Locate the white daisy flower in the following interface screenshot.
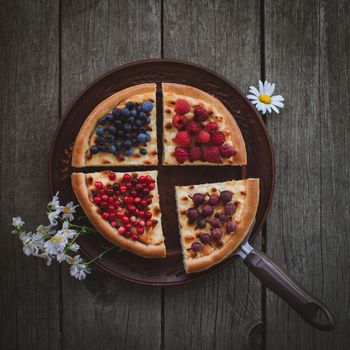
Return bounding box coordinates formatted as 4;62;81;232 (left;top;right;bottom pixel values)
34;252;53;266
61;202;78;221
12;217;24;229
22;233;45;256
44;232;68;255
47;209;61;226
57;221;77;239
247;80;285;114
68;255;91;281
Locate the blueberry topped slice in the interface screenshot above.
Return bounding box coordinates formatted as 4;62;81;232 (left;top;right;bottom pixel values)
90;99;153;158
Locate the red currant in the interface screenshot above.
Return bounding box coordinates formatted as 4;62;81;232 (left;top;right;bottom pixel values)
145;175;152;183
108;172;116;180
116;211;123;218
106;189;114;196
95;181;103;189
139;210;145;217
148;183;155;190
108;197;114;203
93;196;101;204
109;213;116;220
138;220;146;227
114;200;121;207
137;227;144;234
125;223;132;230
122;216;129;224
139;176;146;182
146;220;153;227
134;197;141;204
130;190;137;197
141;200;147;207
131;234;138;240
98;189;105;196
145;212;152;219
118;226;126;235
146;198;152;205
100;201;108;209
102;212;109;219
120;185;127;193
126;182;132;189
125;231;132;238
110;221;117;227
123;174;131;182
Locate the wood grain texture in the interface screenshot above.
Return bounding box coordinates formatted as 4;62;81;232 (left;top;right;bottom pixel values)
0;1;60;349
163;1;263;349
60;1;162;349
266;0;350;348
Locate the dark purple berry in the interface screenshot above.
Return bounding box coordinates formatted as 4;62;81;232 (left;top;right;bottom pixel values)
197;219;207;229
224;203;236;215
191;242;203;252
186;208;199;222
226;221;237;233
211;228;222;241
199;233;211;244
220;190;233;203
201;204;213;217
192;193;206;206
208;218;220;228
216;212;228;222
208;194;220;206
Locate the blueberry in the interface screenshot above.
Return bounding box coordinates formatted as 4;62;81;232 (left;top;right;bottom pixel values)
98;116;107;125
130;109;138;118
98;145;106;151
142;101;153;113
114;120;122;129
137;133;147;143
90;145;98;154
124;140;132;149
136;105;142;112
108;125;117;134
135;119;142;127
96;136;105;145
139;111;147;120
105;135;115;143
132;139;140;146
96;127;105;136
106;114;114;122
127;117;135;124
145;116;151;125
145;133;151;142
124;148;134;156
115;139;123;148
140;148;147;155
108;145;116;153
123;123;132;132
126;101;134;110
117;130;124;137
112;108;121;117
122;108;130;117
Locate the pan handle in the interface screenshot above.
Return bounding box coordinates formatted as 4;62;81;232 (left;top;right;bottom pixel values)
243;248;335;331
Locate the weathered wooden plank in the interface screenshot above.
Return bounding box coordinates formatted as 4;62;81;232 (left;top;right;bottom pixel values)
163;1;263;349
266;0;350;348
0;1;60;349
60;1;162;349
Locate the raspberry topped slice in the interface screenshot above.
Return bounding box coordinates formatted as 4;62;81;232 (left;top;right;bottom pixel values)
71;170;165;258
162;83;247;166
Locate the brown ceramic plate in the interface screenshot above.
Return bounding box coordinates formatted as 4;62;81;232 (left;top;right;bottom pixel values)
48;59;275;286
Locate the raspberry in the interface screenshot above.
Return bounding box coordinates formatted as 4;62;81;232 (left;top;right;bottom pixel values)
219;144;237;158
174;146;189;164
186;120;201;135
172;114;187;130
205;122;218;133
174;99;190;115
189;146;202;161
174;131;191;147
197;130;211;144
211;131;225;146
203;146;221;163
194;107;208;121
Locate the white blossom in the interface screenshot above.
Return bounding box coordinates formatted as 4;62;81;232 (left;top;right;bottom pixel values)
61;202;78;221
44;232;68;255
68;255;91;281
57;221;77;239
247;80;284;114
12;217;24;229
69;243;80;252
34;252;53;266
22;233;45;256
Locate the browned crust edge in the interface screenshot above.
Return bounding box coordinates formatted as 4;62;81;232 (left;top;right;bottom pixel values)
184;178;259;273
162;83;247;165
71;83;157;167
71;172;166;258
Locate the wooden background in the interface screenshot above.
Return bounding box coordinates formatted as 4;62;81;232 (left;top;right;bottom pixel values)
1;0;349;349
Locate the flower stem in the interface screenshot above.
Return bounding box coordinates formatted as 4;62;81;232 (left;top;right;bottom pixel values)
86;245;116;265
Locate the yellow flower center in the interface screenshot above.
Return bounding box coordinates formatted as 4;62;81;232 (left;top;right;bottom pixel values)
63;207;70;213
51;235;63;243
259;94;271;104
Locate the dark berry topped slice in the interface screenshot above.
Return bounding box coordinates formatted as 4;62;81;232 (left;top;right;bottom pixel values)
89;100;154;158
